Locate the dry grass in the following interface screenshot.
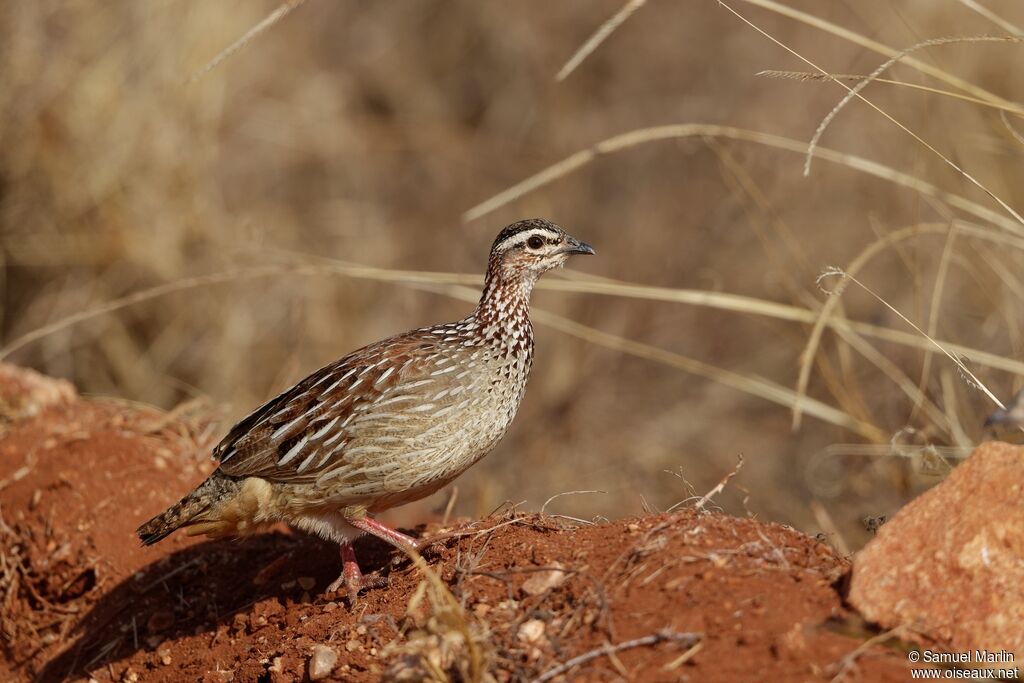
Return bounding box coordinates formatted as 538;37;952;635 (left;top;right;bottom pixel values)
2;1;1023;544
383;551;493;683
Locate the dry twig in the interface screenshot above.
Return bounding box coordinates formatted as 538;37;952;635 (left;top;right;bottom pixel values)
693;456;744;511
532;630;701;682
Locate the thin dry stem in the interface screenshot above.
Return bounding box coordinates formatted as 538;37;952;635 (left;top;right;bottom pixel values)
958;0;1024;37
738;0;1015;107
805;35;1023;177
796;224;946;430
533;630;700;683
694;456;744;511
910;225;958;426
187;0;308;84
462;124;1020;234
820;268;1004;410
832;326;952;437
720;0;1024;228
1002;110;1024;147
828;626;906;683
539;490;606;516
556;0;646;81
809;500;850;556
422;281;884;439
757;70;1024;116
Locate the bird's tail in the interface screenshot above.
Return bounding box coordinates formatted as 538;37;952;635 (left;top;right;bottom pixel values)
136;472;241;546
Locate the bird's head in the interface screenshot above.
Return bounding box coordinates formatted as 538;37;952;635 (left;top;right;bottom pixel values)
486;218;595;285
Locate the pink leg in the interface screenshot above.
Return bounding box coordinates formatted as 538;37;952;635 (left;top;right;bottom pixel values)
347;516;424;552
326;539;387;605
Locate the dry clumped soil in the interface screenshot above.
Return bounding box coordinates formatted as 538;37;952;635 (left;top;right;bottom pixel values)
0;366;915;682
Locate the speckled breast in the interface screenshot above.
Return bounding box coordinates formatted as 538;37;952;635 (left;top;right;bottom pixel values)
314;328;534;510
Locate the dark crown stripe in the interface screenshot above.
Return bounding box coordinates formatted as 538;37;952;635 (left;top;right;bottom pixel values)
491;218;561;250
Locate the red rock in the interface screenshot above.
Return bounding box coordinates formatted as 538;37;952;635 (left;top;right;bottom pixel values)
0;363;75;422
849;441;1024;660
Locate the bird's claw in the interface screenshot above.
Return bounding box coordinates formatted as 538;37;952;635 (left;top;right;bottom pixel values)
327;571;389;606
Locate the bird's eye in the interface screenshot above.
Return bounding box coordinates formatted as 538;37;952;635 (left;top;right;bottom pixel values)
527;235;544;249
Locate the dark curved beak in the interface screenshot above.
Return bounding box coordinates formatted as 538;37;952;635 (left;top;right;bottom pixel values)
555;237;595;256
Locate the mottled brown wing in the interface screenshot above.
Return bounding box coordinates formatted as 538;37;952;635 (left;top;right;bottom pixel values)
213;329;443;483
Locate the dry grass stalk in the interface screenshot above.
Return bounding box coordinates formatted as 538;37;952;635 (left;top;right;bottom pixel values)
957;0;1024;37
12;239;1024;447
694;456;744;511
532;630;701;682
809;500;850;556
1002;110;1024;147
555;0;647;81
804;35;1024;177
462;125;1019;233
383;550;494;683
909;226;959;427
738;0;1013;107
421;279;884;437
828;626;907;683
539;490;606;515
757;70;1024;115
794;224;948;431
187;0;309;83
831;326;951;438
719;1;1024;228
818;268;1004;411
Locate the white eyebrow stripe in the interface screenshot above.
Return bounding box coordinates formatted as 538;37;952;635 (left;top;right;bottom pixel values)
496;227;560;252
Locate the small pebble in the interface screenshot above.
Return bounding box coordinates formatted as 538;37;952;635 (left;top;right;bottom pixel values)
309;645;339;680
521;563;567;596
517;619;546;644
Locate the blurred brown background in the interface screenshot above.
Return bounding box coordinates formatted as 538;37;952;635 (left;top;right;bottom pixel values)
2;1;1022;548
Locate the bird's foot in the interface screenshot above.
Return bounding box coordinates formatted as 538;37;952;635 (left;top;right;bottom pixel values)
327;570;389;606
329;540;389;606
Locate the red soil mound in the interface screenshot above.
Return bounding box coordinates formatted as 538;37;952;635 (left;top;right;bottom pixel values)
0;367;914;681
